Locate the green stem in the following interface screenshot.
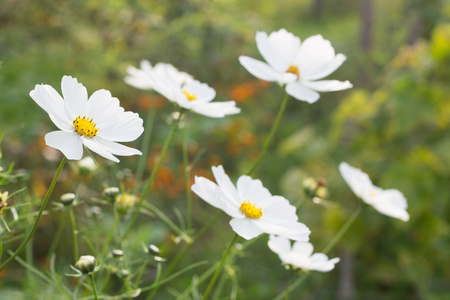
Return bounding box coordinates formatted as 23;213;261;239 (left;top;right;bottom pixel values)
182;117;192;232
246;92;290;176
89;274;99;300
145;211;221;300
203;233;238;300
285;270;294;300
0;157;67;270
322;205;363;254
134;108;156;194
69;207;79;262
46;213;67;259
124;111;183;238
98;207;120;261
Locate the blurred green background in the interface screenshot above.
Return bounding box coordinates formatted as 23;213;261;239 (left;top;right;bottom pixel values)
1;0;449;299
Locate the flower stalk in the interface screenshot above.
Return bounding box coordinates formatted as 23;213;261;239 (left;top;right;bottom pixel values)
246;92;290;176
124;111;183;238
203;233;239;300
0;157;67;270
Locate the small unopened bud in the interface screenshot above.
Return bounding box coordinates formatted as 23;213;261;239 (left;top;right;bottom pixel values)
302;177;318;198
148;244;160;256
115;193;137;215
75;255;96;274
103;187;120;202
60;193;76;206
154;256;167;262
112;249;124;258
120;269;130;277
316;186;328;200
0;191;8;213
77;156;97;176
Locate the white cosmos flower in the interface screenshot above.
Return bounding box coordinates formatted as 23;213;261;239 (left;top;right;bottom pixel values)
239;28;352;103
191;165;311;241
268;235;340;272
339;162;410;221
125;61;240;118
30;76;144;163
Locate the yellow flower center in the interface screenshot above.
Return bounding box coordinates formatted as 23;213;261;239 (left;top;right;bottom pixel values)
182;89;197;101
73;115;99;138
239;201;263;219
286;65;300;78
370;190;378;197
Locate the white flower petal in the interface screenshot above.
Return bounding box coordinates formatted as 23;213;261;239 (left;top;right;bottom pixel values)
256;218;310;241
339;162;409;221
239;56;296;83
256;29;301;73
190;102;240;118
229;218;263;240
237;176;271;204
124;66;154;90
182;81;216;103
268;236;339;272
81;137;119;163
297;35;335;74
268;235;291;258
211;166;241;206
86;90;123;125
93;136;141;156
45;131;83;160
285;82;320;103
301;79;353;92
191;176;223;209
292;241;314;256
61;75;88;119
339;162;374;200
99;111;144;142
301;54;347;81
30;84;73;132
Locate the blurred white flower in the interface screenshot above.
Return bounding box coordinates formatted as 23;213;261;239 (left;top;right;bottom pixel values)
30;76;144;162
239;29;352;103
125;61;240;118
125;60;193;91
339;162;410;221
77;156;98;175
191;165;310;241
268;235;340;272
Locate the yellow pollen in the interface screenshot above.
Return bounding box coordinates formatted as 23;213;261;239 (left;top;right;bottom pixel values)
286;65;300;78
73;115;99;138
182;89;197;101
370;191;378;197
239;201;263;219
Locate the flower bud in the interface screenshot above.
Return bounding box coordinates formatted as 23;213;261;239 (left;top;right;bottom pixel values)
77;156;97;176
103;187;120;202
75;255;96;274
60;193;76;206
112;249;124;258
0;191;8;213
148;244;160;256
302;177;318;198
115;193;137;215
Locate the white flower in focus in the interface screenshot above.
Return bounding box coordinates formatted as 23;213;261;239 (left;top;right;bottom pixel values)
191;165;310;241
268;235;340;272
239;29;352;103
339;162;410;221
125;61;240;118
30;76;144;162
